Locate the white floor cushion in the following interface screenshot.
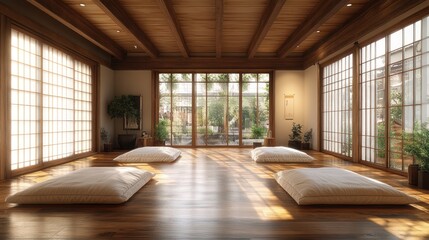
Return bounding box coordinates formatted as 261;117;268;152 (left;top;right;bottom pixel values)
6;167;154;204
114;146;181;162
275;167;419;205
251;146;314;162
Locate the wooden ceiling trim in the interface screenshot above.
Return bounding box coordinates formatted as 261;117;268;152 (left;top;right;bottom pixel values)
111;56;304;70
94;0;159;58
27;0;125;60
156;0;190;58
215;0;223;58
247;0;286;58
277;0;348;58
304;0;428;67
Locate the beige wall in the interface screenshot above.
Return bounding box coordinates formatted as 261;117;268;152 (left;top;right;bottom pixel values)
104;69;319;149
274;71;305;146
114;70;153;139
99;65;115;151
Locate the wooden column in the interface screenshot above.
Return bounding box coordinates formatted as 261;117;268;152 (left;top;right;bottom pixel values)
315;63;321;151
0;15;7;180
352;42;360;163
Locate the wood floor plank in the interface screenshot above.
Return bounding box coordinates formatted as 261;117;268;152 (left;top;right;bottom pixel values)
0;148;428;239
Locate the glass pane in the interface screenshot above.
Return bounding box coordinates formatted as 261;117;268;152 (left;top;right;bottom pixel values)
172;73;191;82
404;24;414;46
196;82;206;146
242;73;257;82
159;73;170;82
404;106;413;133
207;97;227;145
376;38;385;57
390;29;403;51
389;152;402;170
259;73;269;82
196;73;206;82
390;76;402;106
208;73;228;82
171;96;192;146
415;69;422;104
403;71;413;105
242;96;257;145
172;82;192;94
229;82;239;96
415;20;421;41
229;73;239;82
228;97;239;145
159;82;170;96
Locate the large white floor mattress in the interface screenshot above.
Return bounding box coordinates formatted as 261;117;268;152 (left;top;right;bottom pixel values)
6;167;154;204
275;167;418;205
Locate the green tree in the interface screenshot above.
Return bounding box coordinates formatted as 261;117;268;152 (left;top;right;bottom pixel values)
208;101;225;130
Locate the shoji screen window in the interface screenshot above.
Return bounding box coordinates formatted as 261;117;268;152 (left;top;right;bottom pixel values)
10;29;41;170
74;62;92;154
359;16;429;172
42;45;74;161
10;28;94;173
322;54;353;157
360;38;386;166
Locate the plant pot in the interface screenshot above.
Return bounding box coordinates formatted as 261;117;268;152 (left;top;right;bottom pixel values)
154;140;165;146
301;142;310;150
118;134;136;149
288;140;301;150
418;170;429;189
253;142;262;148
103;143;112;152
408;164;419;186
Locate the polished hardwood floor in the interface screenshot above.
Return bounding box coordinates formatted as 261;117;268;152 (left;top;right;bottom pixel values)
1;148;429;239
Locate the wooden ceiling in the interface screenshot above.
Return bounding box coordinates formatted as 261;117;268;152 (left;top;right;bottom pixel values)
26;0;428;69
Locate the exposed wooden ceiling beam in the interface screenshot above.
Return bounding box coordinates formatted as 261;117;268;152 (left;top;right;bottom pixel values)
277;0;348;58
304;0;429;67
27;0;125;60
156;0;190;58
248;0;286;58
215;0;223;59
94;0;159;58
111;56;304;70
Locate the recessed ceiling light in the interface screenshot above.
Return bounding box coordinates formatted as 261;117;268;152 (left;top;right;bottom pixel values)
316;30;320;33
116;30;120;33
134;45;138;49
79;3;85;7
347;3;352;7
297;45;300;48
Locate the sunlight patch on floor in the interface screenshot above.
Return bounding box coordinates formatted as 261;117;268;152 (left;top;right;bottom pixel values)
369;217;429;239
235;178;293;220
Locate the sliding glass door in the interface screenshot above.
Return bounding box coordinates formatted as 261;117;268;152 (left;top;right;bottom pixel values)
359;17;429;172
157;72;271;147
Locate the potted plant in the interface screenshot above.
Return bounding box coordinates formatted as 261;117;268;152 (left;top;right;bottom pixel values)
100;128;112;152
288;122;303;149
154;119;169;146
107;95;140;149
251;125;265;148
404;123;429;189
301;128;312;150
